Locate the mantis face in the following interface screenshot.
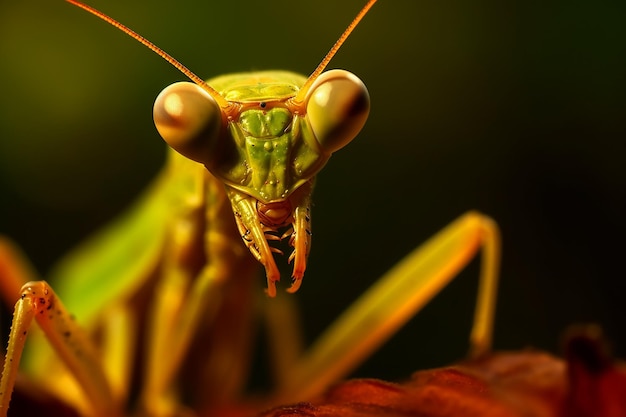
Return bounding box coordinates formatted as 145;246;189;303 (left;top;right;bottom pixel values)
153;69;370;295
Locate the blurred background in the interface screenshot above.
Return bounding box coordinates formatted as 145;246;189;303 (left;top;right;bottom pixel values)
0;0;624;391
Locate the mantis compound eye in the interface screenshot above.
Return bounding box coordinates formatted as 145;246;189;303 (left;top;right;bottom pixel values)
153;81;223;163
305;69;370;154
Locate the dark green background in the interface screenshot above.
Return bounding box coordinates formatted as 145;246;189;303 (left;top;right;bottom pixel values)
1;0;624;388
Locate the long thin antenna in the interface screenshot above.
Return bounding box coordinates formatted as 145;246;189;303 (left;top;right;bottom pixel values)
65;0;232;111
292;0;377;105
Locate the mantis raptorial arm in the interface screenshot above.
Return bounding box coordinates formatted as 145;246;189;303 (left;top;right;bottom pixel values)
275;211;500;403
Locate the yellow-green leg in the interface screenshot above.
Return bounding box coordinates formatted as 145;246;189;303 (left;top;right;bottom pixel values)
0;239;122;417
276;211;501;402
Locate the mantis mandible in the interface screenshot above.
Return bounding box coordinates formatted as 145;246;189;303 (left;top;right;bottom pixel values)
0;1;501;416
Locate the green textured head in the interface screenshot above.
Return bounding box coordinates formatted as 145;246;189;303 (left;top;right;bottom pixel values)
154;69;369;295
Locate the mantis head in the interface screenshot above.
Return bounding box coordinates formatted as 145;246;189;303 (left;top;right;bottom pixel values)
153;69;369;296
66;0;376;296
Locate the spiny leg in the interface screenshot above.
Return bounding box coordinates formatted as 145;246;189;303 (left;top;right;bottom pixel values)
0;281;119;417
275;211;501;403
0;238;128;417
0;239;54;413
0;240;35;417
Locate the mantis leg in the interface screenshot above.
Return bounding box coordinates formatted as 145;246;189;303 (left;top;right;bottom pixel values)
276;211;501;403
138;171;221;416
0;239;120;417
139;171;259;415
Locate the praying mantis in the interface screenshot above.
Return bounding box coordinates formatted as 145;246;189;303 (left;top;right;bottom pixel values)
0;1;506;416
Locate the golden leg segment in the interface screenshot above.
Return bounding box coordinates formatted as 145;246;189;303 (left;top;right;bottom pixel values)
0;288;35;417
1;282;119;417
0;239;128;417
279;211;501;402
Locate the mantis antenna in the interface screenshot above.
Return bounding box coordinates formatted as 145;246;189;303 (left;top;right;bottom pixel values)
66;0;377;111
65;0;232;112
293;0;378;105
